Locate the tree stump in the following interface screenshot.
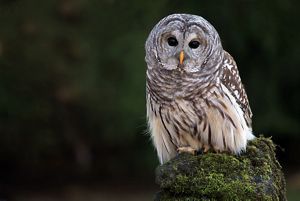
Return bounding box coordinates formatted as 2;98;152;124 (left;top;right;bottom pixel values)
155;137;286;201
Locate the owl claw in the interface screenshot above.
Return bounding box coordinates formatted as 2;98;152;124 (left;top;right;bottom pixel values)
203;145;210;153
177;146;197;155
214;149;221;154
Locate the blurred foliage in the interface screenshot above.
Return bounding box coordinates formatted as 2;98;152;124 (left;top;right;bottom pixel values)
0;0;299;188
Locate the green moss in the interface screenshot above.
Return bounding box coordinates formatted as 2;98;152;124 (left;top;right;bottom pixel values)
155;137;286;201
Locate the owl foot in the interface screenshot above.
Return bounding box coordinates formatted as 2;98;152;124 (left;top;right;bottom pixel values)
203;145;210;153
177;146;197;155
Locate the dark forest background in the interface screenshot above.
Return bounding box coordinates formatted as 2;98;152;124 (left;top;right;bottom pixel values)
0;0;299;200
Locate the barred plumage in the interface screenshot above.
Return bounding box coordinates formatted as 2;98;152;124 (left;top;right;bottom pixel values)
145;14;255;164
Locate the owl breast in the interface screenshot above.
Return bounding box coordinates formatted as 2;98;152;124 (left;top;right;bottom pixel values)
146;82;254;164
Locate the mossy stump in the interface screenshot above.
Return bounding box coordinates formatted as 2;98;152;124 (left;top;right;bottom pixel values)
155;137;286;201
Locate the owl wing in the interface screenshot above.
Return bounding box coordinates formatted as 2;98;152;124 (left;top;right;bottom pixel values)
220;51;252;127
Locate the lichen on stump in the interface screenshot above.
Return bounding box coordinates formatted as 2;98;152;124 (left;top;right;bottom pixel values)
155;137;286;201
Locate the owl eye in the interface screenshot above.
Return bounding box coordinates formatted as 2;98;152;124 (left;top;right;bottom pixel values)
189;40;200;49
167;37;178;46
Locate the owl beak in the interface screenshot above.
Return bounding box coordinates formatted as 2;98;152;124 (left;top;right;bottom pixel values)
179;51;184;65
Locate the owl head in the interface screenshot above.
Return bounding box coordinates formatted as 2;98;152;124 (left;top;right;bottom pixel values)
145;14;223;74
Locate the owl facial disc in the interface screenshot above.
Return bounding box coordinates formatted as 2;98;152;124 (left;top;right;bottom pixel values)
145;13;223;74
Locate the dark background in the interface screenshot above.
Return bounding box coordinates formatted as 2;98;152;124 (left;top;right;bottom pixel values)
0;0;299;200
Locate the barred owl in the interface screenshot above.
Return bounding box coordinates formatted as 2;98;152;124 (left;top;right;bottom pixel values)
145;14;255;164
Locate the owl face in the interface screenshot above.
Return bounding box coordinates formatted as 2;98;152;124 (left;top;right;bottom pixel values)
145;14;223;74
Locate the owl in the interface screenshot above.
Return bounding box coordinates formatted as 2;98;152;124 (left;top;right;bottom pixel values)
145;14;255;164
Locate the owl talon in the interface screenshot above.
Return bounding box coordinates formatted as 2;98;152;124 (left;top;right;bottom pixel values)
214;149;221;153
177;146;197;155
203;145;210;153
